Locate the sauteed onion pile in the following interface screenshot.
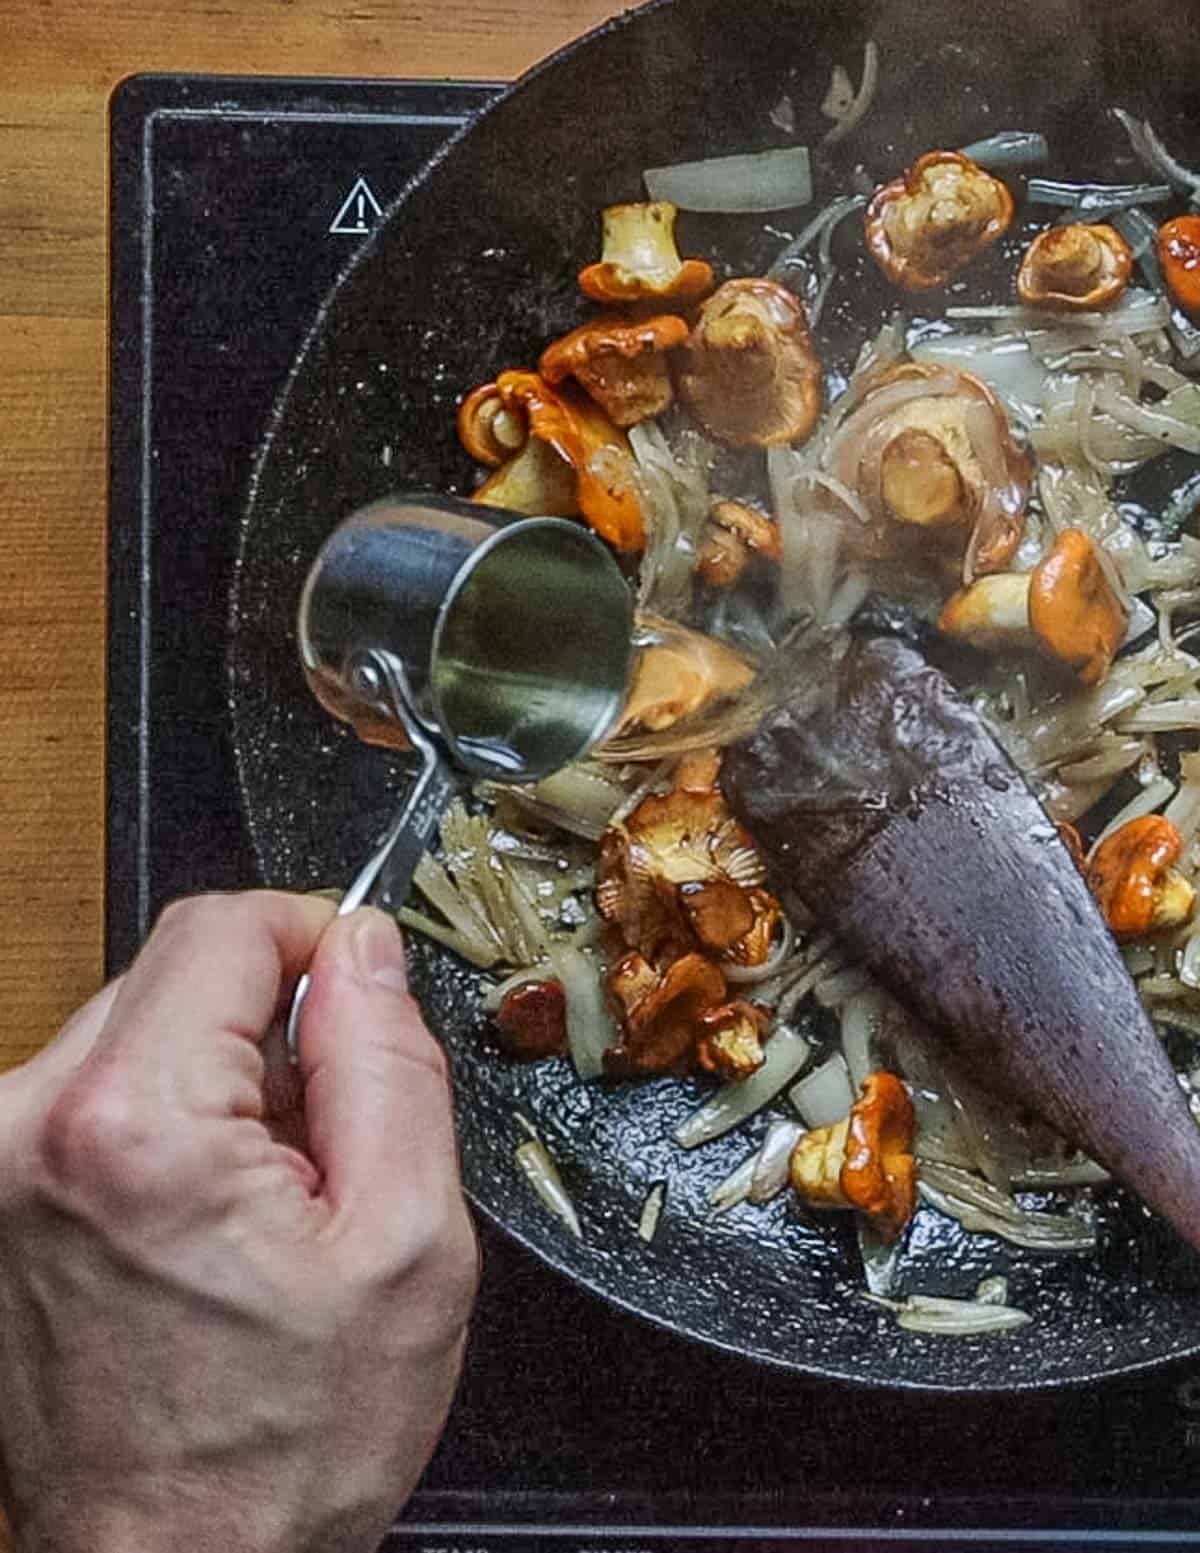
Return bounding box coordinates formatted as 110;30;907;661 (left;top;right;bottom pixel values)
396;79;1200;1337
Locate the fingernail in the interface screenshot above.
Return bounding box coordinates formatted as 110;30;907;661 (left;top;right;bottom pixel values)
353;909;409;993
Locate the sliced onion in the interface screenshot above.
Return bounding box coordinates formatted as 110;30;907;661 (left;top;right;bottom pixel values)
1027;176;1172;211
838;985;887;1091
975;1276;1010;1306
725;915;796;985
866;1292;1032;1336
644;145;812;213
708;1149;759;1213
1111;109;1200;201
675;1025;813;1149
638;1181;666;1243
515;1136;582;1239
789;1053;855;1129
1163;753;1200;846
767;193;867;286
479;962;550;1013
822;41;879;145
749;1119;803;1203
396;906;502;970
1087;773;1175;846
1092;381;1200;456
959;130;1048;170
545;941;616;1081
910;333;1047;422
919;1180;1096;1253
814;963;872;1007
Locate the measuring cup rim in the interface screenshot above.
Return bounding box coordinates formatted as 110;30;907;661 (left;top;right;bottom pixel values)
428;515;633;781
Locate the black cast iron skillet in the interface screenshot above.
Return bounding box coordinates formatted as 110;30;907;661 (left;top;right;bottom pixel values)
229;0;1200;1390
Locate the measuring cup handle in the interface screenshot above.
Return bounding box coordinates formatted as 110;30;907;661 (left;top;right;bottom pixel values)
284;732;456;1059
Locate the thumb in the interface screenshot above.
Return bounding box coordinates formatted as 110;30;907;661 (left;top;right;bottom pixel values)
297;909;463;1240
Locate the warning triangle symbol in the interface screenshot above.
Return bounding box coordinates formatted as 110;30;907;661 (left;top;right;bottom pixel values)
329;176;384;236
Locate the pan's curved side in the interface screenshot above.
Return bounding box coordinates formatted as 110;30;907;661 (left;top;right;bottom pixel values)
227;0;1200;1388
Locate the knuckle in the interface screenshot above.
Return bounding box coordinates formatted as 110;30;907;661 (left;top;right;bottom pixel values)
153;892;240;953
40;1075;162;1206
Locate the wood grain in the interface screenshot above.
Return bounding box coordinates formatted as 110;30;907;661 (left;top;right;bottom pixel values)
0;0;624;1064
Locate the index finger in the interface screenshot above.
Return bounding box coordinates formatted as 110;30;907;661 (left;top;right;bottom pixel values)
102;891;336;1066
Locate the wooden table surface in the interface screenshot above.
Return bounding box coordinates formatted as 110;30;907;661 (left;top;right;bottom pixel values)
0;0;626;1074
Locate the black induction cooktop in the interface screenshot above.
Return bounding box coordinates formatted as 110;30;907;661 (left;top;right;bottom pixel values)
107;73;1200;1549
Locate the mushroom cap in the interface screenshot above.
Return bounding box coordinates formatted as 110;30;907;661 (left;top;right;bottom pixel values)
1028;527;1126;686
841;1071;917;1242
1158;214;1200;320
493;370;645;551
595;765;771;969
866;150;1014;293
578;201;715;305
879;425;967;529
1017;223;1133;312
936;571;1032;652
603;951;728;1076
615;620;756;736
457;381;529;466
471;434;580;517
829;360;1030;576
696;499;782;587
1087;815;1195;942
677;277;823;447
495;978;568;1061
539;314;688;429
695;999;770;1081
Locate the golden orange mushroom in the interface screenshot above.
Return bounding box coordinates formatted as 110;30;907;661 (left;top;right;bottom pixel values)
539;313;689;427
865;150;1014;293
1028;527;1127;687
789;1071;918;1242
677;278;823;447
473;370;645;552
1157;215;1200;320
695;999;771;1082
827;361;1030;580
1086;816;1196;942
1017;223;1132;312
695;499;783;588
495;979;568;1062
615;619;756;736
456;381;529;467
578;201;714;306
939;528;1126;686
603;951;728;1077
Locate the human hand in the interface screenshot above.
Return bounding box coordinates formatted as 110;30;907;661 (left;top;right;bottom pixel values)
0;892;478;1553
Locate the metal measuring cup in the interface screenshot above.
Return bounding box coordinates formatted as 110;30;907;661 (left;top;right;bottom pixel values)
285;492;634;1051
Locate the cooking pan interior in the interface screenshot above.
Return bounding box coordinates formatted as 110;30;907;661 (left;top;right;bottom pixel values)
228;0;1200;1389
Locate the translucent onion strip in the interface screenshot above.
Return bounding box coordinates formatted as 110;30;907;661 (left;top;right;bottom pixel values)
749;1119;803;1203
676;1026;813;1148
865;1292;1032;1336
515;1135;583;1240
959;130;1048;169
644;145;813;213
638;1182;666;1243
789;1052;855;1129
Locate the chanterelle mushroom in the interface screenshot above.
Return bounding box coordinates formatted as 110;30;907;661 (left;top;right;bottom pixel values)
603;951;728;1076
495;979;569;1062
789;1071;917;1242
938;527;1127;685
1017;223;1132;312
578;201;714;306
866;150;1014;293
468;370;645;552
677;278;823;447
695;499;783;588
695;999;771;1082
615;618;756;736
1158;215;1200;321
539;314;689;427
1087;816;1196;943
827;361;1031;580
